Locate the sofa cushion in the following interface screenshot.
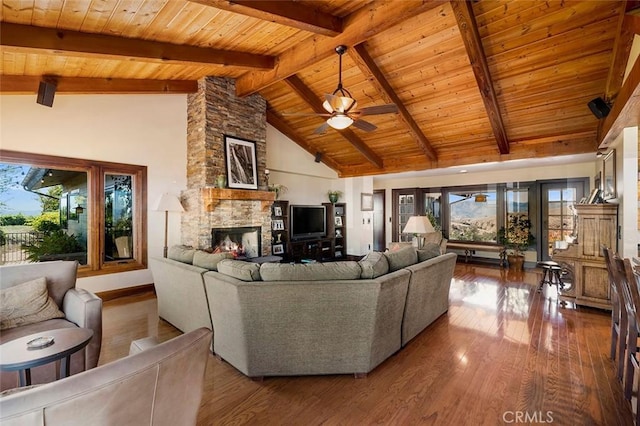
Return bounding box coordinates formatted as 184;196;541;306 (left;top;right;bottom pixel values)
417;243;441;262
358;251;389;279
384;246;418;272
192;251;233;271
168;245;196;264
0;277;65;330
260;261;362;281
217;259;261;282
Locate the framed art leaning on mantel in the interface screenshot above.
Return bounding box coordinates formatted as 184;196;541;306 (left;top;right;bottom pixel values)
224;135;258;190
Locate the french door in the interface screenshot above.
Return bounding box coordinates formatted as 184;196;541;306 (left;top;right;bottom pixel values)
539;179;588;261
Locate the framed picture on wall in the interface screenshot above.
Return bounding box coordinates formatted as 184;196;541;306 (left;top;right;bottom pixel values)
603;150;616;200
224;135;258;190
273;206;282;216
361;193;373;211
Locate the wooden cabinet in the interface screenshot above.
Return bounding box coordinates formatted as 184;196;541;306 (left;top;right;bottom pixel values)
271;200;289;257
289;238;333;263
553;204;618;310
325;202;347;259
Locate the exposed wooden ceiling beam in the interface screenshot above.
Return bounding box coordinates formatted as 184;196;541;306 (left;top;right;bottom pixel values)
266;109;343;174
605;10;640;102
190;0;343;37
284;75;383;169
0;23;275;70
598;54;640;149
235;0;448;97
0;75;198;94
349;43;438;162
451;0;510;155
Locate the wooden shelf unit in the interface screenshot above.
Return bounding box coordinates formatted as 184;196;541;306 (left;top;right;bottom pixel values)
324;202;347;260
271;200;289;257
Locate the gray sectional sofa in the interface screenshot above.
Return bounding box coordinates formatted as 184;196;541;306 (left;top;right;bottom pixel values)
150;245;457;379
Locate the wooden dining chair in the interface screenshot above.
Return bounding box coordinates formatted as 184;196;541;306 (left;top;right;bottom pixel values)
604;247;627;381
615;255;640;408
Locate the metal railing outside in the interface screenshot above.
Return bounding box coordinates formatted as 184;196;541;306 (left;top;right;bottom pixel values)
0;231;44;264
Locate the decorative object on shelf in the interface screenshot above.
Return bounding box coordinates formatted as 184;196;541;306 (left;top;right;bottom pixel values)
276;233;282;243
402;215;435;249
336;229;342;238
273;206;282;216
498;213;534;269
273;244;284;255
335;216;343;226
361;193;373;211
155;193;185;258
327;190;342;204
264;168;270;188
224;135;258;190
272;219;285;230
268;184;288;200
215;174;227;188
602;150;616;200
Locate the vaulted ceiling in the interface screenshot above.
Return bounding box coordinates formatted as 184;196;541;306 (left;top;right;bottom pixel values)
1;1;639;177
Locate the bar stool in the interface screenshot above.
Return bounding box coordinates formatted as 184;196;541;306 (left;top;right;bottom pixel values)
537;261;564;293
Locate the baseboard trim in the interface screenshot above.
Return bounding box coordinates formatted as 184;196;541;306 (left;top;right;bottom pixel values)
96;283;155;302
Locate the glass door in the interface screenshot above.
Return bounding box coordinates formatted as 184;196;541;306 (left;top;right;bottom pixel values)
540;180;587;260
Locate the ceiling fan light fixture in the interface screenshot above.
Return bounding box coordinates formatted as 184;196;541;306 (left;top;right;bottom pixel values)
327;114;353;130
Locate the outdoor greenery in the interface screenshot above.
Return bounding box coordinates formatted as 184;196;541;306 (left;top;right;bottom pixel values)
498;214;534;256
0;214;29;226
23;230;85;262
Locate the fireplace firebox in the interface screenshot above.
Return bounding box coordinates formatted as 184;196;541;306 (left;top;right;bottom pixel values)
212;226;261;258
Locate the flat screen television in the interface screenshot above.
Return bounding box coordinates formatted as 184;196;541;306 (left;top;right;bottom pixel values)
290;205;326;240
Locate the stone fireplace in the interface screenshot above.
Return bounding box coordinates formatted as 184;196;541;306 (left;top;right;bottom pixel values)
212;226;261;258
180;77;273;254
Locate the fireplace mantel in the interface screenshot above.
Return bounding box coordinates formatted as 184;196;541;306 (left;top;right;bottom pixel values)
202;187;276;212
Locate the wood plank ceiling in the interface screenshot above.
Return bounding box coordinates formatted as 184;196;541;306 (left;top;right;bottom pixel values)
1;0;638;178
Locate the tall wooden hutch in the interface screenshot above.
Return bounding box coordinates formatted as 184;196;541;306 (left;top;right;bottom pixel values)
553;204;618;310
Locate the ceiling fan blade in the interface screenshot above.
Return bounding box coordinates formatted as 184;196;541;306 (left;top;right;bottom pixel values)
314;121;331;134
356;104;398;116
352;119;377;132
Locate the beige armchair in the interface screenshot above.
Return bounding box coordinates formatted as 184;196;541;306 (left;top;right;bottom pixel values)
0;328;212;426
0;261;102;391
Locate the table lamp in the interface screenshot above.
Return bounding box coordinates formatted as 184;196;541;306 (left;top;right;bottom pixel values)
402;216;435;249
155;193;184;258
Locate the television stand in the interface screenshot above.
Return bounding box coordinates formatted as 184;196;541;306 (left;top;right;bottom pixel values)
289;238;334;263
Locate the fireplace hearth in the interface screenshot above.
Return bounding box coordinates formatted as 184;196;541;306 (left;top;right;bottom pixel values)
212;226;261;258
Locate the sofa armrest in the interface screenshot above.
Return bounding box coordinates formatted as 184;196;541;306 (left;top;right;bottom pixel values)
63;288;103;369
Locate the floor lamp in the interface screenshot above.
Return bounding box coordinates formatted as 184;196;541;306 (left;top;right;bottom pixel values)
402;216;435;249
155;193;184;258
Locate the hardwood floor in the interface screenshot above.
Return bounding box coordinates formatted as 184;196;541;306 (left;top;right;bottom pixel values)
99;263;634;425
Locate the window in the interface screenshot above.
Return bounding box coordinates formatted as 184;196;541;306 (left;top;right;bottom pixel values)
448;190;497;242
0;150;147;277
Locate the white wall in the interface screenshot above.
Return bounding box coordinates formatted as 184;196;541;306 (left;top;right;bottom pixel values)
0;94;188;293
620;127;639;257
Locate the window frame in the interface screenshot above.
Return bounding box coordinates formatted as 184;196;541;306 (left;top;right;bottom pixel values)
0;150;147;278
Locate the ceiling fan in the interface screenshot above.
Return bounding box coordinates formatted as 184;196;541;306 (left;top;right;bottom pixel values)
290;45;398;134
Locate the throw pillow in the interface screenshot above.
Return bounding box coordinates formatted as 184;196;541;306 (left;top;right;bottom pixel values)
358;251;389;279
0;277;65;330
168;245;196;264
384;245;418;272
192;251;233;271
217;259;261;282
417;243;441;262
260;261;362;282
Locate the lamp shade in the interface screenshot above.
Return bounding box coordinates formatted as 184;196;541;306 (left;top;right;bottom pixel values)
327;114;353;130
155;193;184;212
402;216;435;235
